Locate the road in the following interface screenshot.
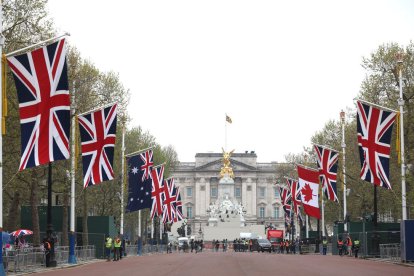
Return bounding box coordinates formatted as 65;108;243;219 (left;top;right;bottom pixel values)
35;251;414;276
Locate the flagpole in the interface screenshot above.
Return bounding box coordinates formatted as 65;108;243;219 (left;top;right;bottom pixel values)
340;110;347;232
68;81;77;264
120;125;126;236
138;210;142;255
306;215;309;238
5;32;70;57
321;196;325;237
225;113;227;151
397;54;407;220
0;2;6;274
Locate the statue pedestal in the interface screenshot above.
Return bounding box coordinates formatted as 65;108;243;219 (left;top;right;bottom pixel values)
218;173;234;203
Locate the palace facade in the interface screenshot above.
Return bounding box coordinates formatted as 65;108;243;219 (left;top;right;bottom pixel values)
171;152;290;234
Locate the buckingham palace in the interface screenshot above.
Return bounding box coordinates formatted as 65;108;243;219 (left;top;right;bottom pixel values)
171;151;290;235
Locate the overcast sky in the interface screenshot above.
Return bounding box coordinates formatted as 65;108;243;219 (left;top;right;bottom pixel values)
48;0;414;163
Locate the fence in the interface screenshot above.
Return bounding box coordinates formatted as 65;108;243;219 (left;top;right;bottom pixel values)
332;231;400;258
3;245;96;275
379;243;400;261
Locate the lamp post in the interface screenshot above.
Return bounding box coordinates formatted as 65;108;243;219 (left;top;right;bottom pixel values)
396;53;407;221
340;110;347;232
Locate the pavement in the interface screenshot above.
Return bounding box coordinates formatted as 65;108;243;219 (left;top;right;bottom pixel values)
23;252;414;276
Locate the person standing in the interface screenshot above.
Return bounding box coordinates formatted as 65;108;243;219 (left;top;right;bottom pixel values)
337;238;344;256
322;237;328;255
354;238;360;258
346;235;353;257
105;235;113;261
114;237;121;261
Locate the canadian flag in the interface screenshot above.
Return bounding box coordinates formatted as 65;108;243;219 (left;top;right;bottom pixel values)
297;165;320;219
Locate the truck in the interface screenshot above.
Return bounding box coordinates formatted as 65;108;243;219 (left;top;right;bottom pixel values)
267;229;284;252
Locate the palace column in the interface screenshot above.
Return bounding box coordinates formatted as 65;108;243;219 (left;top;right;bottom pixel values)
242;178;247;214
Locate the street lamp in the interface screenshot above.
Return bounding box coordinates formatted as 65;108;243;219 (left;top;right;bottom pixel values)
396;52;407;221
340;110;347;232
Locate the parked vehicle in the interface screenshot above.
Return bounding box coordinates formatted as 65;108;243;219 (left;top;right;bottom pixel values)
267;229;284;252
250;238;272;253
178;237;189;252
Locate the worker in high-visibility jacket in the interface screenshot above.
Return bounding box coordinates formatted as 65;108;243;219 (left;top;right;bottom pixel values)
322;237;328;255
105;236;113;261
354;238;361;258
114;237;122;261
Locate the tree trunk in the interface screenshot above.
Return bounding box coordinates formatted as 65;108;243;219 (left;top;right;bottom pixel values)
6;191;20;231
82;189;89;246
61;187;69;246
30;170;41;246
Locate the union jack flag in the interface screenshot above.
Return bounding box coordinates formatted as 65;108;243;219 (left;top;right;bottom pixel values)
173;186;184;222
286;178;301;215
357;100;397;189
140;150;154;181
78;104;117;188
279;186;291;213
314;145;339;202
162;178;177;223
7;39;70;170
150;165;165;219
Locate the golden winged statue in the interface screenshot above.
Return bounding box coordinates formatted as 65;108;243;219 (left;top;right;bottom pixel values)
220;148;235;179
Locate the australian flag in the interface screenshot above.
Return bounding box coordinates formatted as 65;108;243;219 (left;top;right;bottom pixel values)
126;149;154;212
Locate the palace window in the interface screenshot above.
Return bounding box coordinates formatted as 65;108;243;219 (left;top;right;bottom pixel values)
235;187;241;197
186;187;193;197
259;207;265;218
259;187;265;198
211;187;218;197
274;187;280;198
186;206;193;218
273;207;280;218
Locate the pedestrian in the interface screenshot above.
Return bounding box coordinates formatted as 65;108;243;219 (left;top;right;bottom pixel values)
190;239;194;253
322;237;328;255
114;236;121;261
280;240;284;254
354;238;360;258
346;235;353;257
120;237;126;259
43;237;51;266
337;238;344;256
105;235;113;261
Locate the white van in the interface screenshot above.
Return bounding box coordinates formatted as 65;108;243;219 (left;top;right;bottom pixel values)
178;237;189;251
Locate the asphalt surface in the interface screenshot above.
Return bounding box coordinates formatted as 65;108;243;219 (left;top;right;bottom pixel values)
34;252;414;276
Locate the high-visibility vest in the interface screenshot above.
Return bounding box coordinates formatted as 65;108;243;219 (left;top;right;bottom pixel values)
337;241;343;247
114;239;121;248
354;240;360;247
106;238;113;248
323;240;328;246
347;238;352;246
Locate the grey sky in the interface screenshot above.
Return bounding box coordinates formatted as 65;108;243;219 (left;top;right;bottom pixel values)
48;0;414;162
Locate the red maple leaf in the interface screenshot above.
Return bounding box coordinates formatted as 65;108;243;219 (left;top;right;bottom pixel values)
301;183;314;202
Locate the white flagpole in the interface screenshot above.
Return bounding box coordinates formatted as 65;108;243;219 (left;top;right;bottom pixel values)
138;211;141;236
340;110;347;232
225;114;227;151
5;32;70;57
68;82;77;264
151;219;154;240
0;2;6;274
397;55;407;220
321;196;325;237
159;217;162;242
120;125;126;236
306;215;309;238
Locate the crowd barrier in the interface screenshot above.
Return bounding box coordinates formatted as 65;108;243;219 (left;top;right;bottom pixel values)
379;243;400;261
2;245;96;274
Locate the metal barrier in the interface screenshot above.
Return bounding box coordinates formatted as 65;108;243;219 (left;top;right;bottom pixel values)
379;243;400;261
332;231;400;258
3;245;96;274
